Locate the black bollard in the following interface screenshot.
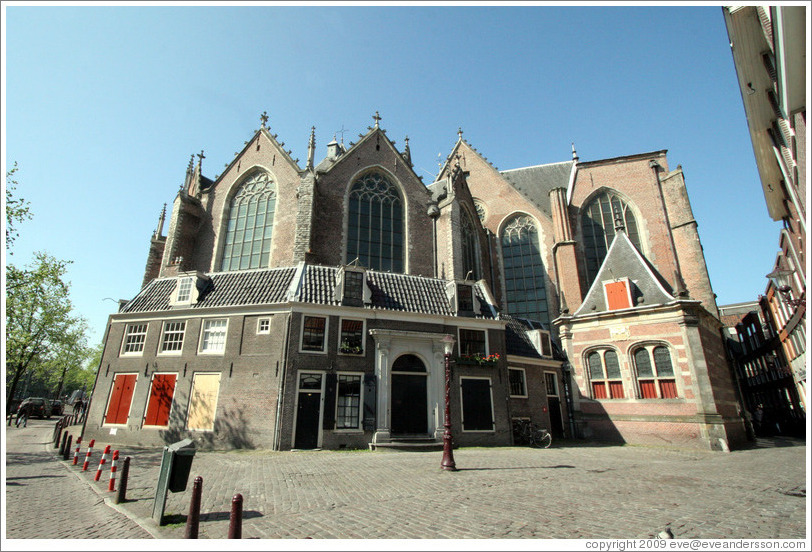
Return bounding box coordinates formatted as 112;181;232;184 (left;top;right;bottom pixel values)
227;493;243;539
114;456;131;505
62;434;73;461
58;429;68;454
184;476;203;539
53;420;62;446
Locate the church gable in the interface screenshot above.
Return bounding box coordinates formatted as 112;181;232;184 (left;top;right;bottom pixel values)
575;230;675;316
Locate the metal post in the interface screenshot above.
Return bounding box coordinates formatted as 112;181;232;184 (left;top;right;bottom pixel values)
58;430;69;456
115;456;131;504
185;476;203;539
227;493;243;539
440;346;457;471
62;434;73;461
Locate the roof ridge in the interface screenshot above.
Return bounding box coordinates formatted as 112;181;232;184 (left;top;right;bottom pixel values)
500;160;572;173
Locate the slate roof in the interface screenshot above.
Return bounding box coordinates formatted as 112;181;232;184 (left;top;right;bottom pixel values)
574;230;675;316
499;160;574;220
120;264;497;319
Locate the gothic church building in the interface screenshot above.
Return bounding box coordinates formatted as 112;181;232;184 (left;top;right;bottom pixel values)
83;113;747;452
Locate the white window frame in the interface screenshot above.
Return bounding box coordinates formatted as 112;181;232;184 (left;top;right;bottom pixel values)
257;317;271;335
457;327;489;357
544;371;559;397
334;372;365;432
299;315;329;354
121;323;149;356
199;318;228;355
168;276;197;307
508;367;528;398
158;320;186;355
338;317;366;356
459;376;496;433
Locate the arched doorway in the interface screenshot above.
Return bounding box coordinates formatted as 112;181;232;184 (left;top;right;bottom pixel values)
390;354;428;435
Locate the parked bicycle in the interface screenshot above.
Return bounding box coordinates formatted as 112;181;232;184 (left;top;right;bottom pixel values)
512;418;552;448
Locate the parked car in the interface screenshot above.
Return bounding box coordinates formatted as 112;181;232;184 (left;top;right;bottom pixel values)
49;399;64;416
17;397;50;419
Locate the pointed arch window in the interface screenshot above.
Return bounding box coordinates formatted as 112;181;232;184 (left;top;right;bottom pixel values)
460;208;481;280
500;214;549;325
581;191;641;286
346;172;403;273
220;171;277;271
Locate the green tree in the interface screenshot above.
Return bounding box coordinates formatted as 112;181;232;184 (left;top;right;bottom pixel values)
6;162;32;253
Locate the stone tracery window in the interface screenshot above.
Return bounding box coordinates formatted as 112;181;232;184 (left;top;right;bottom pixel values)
500;214;549;325
346;171;403;273
581;191;641;286
220;171;277;271
460;208;480;280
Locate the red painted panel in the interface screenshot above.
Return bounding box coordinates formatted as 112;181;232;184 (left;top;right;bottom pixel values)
106;374;136;424
659;379;678;399
605;280;631;310
144;374;176;426
609;381;625;399
639;380;656;399
592;382;608;399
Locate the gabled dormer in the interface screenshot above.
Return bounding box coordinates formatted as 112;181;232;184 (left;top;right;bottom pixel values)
446;280;483;317
574;228;675;316
333;265;371;307
169;271;211;307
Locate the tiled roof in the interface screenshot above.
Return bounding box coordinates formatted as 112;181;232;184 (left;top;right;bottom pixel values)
503;315;543;358
120;264;496;319
120;267;297;313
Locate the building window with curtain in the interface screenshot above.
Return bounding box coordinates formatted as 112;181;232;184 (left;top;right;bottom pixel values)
346;171;403;273
587;349;625;399
220;170;277;271
500;214;549;325
633;345;678;399
581;191;641;286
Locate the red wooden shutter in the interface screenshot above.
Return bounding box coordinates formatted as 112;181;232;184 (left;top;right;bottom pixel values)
592;382;608;399
144;374;177;426
105;374;136;424
605;280;632;310
639;380;657;399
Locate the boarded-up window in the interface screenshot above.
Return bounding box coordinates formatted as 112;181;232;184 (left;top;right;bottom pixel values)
105;373;137;425
143;374;176;427
187;373;221;431
461;378;494;431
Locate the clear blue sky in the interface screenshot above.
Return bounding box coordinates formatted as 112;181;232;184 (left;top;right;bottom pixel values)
4;3;785;346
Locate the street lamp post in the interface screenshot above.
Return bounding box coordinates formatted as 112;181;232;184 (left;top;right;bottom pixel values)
440;334;457;471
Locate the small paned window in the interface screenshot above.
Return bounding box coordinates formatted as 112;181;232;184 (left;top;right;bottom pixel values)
257;318;271;334
176;277;194;303
635;346;678;399
302;316;327;352
459;329;487;357
509;368;527;397
339;319;364;355
121;324;148;355
160;321;186;353
587;349;625;399
343;271;365;304
336;375;362;429
200;319;227;353
457;284;475;312
545;372;559;397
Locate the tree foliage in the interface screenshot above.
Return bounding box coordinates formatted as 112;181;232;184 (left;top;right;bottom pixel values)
6;162;32;253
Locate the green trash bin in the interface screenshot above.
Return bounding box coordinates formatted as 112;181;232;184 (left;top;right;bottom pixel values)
167;438;196;493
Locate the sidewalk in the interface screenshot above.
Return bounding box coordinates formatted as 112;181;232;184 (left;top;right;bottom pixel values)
51;422;807;540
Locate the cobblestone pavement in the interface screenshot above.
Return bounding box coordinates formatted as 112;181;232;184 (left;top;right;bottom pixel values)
4;418;153;540
4;419;809;542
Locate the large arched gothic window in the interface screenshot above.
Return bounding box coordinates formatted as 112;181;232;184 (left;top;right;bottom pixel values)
220;171;277;271
346;171;403;273
581;191;641;286
500;214;549;325
460;208;480;280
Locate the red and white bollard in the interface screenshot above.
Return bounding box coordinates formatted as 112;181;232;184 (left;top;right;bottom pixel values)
108;450;119;492
94;445;111;481
81;439;96;471
72;436;82;465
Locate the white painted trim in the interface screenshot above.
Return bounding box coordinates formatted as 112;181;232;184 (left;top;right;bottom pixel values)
299;315;329;355
157;320;186;356
333;371;365;431
337;317;366;356
457;326;489;356
197;318;229;355
291;370;326;449
256;317;272;335
508;367;528;398
120;322;149;357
